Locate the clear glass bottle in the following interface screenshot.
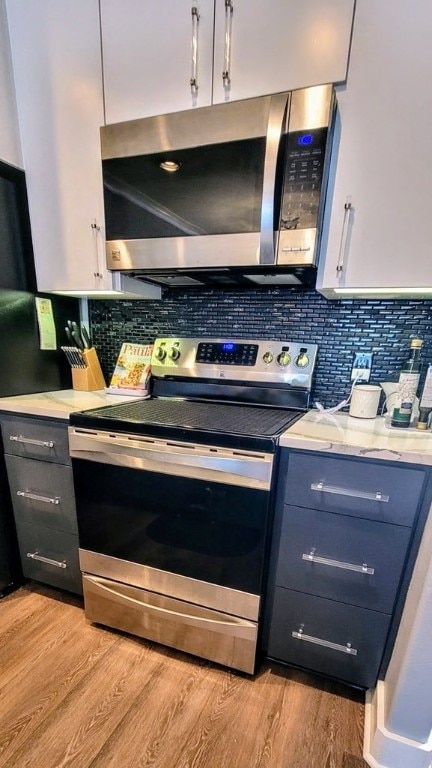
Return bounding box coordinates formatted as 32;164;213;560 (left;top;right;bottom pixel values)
416;364;432;430
391;338;423;429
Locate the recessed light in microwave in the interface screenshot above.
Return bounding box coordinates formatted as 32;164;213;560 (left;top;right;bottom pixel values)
159;160;180;172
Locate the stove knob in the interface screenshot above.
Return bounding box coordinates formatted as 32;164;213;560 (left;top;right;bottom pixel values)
262;351;274;365
276;351;291;367
155;346;166;361
169;347;181;361
295;351;310;368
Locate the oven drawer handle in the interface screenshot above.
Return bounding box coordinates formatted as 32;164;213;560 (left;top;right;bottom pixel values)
17;490;60;505
292;625;358;656
85;576;255;639
302;549;374;575
10;435;54;449
311;481;389;503
27;552;67;569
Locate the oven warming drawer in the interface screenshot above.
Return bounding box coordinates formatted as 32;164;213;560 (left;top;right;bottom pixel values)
82;573;257;674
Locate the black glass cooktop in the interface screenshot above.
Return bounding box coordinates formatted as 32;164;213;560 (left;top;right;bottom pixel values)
70;397;303;452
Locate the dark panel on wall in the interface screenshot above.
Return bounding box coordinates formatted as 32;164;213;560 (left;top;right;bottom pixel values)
0;160;36;293
0;290;80;397
89;288;432;408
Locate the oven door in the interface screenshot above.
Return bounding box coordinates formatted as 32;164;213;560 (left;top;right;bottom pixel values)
70;427;274;672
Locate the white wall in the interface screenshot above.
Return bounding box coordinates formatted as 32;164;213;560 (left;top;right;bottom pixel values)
0;0;22;167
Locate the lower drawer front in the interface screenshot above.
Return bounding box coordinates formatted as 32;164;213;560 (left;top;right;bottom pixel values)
6;454;77;534
267;587;390;688
1;416;70;464
82;573;257;674
276;505;411;613
16;521;82;594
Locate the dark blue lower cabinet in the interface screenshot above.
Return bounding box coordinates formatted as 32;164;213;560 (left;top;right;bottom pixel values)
267;587;391;689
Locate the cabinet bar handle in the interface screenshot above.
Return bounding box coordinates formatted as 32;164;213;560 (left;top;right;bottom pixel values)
27;552;67;569
10;435;54;448
91;218;103;282
311;481;389;503
281;246;311;253
222;0;233;86
17;490;60;505
302;549;374;575
336;196;352;275
190;6;200;94
292;626;357;656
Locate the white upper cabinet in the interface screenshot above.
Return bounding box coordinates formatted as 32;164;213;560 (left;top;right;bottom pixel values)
101;0;354;125
212;0;355;105
101;0;215;124
6;0;160;298
317;0;432;297
0;2;21;167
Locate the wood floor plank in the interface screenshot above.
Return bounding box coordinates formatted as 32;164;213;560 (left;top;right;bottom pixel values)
0;587;368;768
0;622;118;765
2;633;164;768
89;651;220;768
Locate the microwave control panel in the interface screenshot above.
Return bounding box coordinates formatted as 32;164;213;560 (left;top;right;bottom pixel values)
280;127;328;232
151;337;318;387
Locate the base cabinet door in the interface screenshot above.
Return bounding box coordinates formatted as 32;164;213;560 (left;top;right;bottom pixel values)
268;587;390;689
16;521;82;595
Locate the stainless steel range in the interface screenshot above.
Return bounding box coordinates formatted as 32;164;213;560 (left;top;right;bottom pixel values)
68;337;317;673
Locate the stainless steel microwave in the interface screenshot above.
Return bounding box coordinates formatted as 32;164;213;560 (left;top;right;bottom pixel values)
101;85;335;289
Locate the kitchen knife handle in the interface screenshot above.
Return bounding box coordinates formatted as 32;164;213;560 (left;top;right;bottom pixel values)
80;325;92;349
71;321;84;350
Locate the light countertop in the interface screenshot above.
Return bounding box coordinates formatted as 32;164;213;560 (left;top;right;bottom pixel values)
0;389;138;420
280;410;432;466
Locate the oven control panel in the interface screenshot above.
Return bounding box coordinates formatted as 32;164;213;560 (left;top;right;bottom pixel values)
151;338;318;387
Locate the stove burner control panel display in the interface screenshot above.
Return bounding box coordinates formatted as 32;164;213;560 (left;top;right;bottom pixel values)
196;342;258;366
151;337;318;388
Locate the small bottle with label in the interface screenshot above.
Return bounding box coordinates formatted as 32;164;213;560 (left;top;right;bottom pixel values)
391;338;423;429
416;364;432;430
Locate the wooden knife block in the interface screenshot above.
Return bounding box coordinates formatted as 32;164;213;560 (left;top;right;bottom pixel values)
71;347;106;391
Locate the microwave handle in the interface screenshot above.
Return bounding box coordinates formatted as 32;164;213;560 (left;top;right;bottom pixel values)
259;92;290;265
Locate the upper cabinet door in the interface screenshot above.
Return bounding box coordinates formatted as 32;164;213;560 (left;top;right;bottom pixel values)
101;0;215;125
6;0;112;294
212;0;355;104
316;0;432;296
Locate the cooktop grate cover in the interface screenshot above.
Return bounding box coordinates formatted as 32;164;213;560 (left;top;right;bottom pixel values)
80;398;300;438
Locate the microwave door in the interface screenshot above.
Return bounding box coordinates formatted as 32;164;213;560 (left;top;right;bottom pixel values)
259;92;290;266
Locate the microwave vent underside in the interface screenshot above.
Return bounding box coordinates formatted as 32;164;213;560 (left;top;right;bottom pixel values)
122;266;316;290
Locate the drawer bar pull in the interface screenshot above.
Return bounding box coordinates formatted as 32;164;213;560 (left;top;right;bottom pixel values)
302;549;374;575
292;625;358;656
10;435;54;449
17;491;60;505
311;481;389;503
27;552;67;569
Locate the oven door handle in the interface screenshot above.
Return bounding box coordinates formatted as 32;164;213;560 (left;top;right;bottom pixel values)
69;429;273;490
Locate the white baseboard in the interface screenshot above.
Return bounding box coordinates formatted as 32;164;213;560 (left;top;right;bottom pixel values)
364;681;432;768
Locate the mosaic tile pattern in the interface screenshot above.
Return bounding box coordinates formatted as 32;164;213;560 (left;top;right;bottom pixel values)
89;288;432;409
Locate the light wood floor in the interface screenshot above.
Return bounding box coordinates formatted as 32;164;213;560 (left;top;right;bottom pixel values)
0;584;368;768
